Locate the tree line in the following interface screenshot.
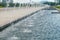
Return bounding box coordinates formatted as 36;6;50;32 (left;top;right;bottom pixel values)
43;2;60;6
0;2;40;7
0;3;20;7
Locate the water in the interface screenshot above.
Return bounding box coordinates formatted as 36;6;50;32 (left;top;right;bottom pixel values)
0;7;60;40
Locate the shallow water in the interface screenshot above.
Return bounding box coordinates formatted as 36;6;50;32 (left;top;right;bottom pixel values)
0;7;60;40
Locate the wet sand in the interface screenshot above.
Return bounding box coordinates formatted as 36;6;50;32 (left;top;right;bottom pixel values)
0;6;48;27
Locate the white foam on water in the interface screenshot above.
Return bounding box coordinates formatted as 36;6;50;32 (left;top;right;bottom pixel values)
22;29;32;33
28;21;34;24
27;24;34;27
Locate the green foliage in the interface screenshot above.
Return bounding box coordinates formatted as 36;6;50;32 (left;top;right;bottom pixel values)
9;3;15;7
43;2;57;6
15;3;19;7
0;3;7;7
0;3;2;6
0;3;19;7
55;6;60;9
0;6;3;8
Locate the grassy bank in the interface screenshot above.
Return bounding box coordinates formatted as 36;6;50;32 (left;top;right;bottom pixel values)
55;6;60;9
0;6;3;8
53;6;60;11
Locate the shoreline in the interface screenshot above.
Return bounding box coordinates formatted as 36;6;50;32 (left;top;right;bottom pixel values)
0;6;49;29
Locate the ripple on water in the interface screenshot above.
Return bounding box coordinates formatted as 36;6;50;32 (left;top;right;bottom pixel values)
21;29;32;33
7;35;19;40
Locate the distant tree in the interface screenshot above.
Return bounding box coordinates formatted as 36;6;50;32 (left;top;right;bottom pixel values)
0;3;3;7
0;3;2;6
20;4;23;7
57;0;60;4
43;2;57;6
9;3;15;7
15;3;20;7
0;2;7;7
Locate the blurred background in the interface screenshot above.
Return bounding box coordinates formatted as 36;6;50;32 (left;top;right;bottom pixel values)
0;0;60;7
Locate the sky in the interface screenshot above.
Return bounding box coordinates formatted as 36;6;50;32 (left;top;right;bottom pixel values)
13;0;55;3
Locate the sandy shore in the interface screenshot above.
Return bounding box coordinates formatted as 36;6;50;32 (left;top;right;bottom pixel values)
0;6;48;27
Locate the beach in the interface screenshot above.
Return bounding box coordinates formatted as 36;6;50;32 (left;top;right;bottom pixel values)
0;6;49;27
